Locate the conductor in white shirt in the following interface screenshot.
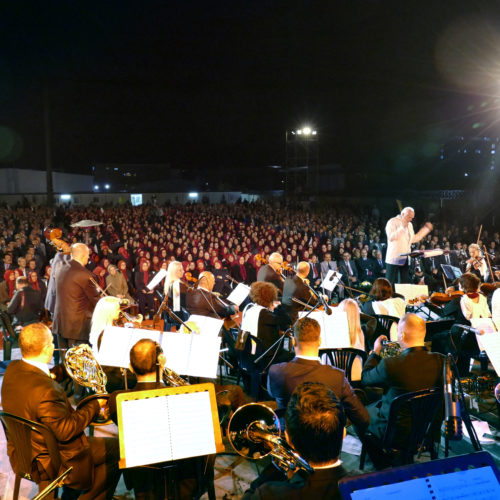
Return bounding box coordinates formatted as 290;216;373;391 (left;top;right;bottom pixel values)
385;207;433;285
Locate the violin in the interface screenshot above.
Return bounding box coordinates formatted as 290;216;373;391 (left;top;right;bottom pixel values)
44;227;71;254
480;282;500;295
282;262;294;273
255;254;268;265
185;272;198;283
428;289;464;305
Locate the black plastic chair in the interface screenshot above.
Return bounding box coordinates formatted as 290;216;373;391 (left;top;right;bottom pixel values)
319;348;367;382
359;388;443;470
374;314;400;339
0;411;62;499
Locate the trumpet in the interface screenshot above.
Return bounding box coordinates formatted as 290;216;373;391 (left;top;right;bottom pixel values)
228;403;313;475
64;344;110;425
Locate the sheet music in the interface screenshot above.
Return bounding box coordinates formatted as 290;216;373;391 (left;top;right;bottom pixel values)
298;309;350;349
226;283;251;306
321;270;342;292
477;331;500;376
185;314;224;337
395;283;429;302
146;268;167;290
119;389;217;467
166;391;216;460
351;466;500;500
161;331;221;378
120;396;172;467
96;326;162;367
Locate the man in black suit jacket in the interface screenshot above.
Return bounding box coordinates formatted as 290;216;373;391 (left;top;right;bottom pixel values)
186;271;238;319
373;250;386;279
282;261;315;322
362;313;444;443
307;255;322;289
355;249;377;283
268;317;369;431
52;243;100;349
243;382;351;500
338;252;359;287
6;276;42;325
256;252;285;292
1;323;120;499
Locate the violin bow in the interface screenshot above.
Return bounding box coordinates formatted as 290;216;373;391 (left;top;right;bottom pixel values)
476;225;482;245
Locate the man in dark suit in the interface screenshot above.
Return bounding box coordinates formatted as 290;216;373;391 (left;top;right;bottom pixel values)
338;251;359;288
186;271;238;319
53;243;100;349
282;261;315;322
268;317;369;431
256;252;285;292
1;323;120;499
373;250;386;278
243;382;351;500
361;313;444;442
355;249;376;283
6;276;42;325
307;255;322;289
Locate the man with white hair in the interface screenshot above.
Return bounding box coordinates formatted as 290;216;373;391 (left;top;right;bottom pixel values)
257;251;285;292
385;206;433;284
282;261;315;321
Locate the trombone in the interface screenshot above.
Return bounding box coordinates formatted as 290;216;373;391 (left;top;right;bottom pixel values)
228;403;313;475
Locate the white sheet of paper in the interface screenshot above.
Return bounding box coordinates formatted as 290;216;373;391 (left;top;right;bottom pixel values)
462;420;496;444
321;270;342;292
186;314;224;337
166;391;217;460
471;318;498;334
161;332;221;378
351;466;500;500
395;283;429;302
476;331;500;376
298;309;350;349
119;390;217;467
226;283;251;306
146;268;167;290
96;326;162;368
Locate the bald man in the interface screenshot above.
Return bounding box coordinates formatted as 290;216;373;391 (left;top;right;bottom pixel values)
186;271;238;319
385;206;433;285
257;252;285;292
52;243;100;399
361;313;444;442
282;261;315;321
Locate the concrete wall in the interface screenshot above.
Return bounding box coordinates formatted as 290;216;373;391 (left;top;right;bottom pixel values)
0;169;94;194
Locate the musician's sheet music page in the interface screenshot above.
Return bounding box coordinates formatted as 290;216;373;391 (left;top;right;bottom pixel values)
350;466;500;500
227;283;251;306
298;310;350;348
166;391;217;461
97;326;162;367
186;314;224;337
321;270;342;292
162;332;191;374
477;332;500;376
146;268;167;290
120;396;172;467
187;334;221;378
394;284;428;302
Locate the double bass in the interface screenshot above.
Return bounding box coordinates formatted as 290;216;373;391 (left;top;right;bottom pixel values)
43;227;71;254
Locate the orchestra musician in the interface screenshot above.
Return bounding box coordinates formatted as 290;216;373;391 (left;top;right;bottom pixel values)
256;252;285;292
385;206;433;285
1;323;120;499
163;260;189;328
186;271;238;319
52;243;100;401
282;261;316;322
466;243;489;282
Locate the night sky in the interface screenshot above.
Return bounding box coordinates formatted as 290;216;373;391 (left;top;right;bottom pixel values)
2;1;500;180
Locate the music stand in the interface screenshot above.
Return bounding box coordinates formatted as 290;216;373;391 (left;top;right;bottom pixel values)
441;264;462;282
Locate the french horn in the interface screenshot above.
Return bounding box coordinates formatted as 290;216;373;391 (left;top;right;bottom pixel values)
64;344;110;425
228;403;313;475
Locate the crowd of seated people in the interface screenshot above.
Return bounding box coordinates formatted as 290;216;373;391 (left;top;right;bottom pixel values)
0;200;499;498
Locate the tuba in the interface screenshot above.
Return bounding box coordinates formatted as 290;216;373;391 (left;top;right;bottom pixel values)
161;366;189;387
64;344;110;425
228;403;313;475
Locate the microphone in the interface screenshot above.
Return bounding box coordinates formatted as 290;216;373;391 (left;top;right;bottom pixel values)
444;354;462;441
